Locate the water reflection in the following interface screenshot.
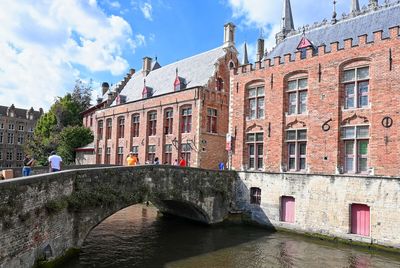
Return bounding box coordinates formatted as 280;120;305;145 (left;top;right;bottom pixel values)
63;205;400;268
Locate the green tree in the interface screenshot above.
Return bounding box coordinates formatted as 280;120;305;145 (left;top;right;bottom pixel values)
57;126;94;164
27;80;94;165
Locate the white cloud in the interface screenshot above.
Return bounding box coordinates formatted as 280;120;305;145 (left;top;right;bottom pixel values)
140;2;153;21
0;0;145;110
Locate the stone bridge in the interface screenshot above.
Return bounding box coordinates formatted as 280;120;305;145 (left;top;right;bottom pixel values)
0;166;238;268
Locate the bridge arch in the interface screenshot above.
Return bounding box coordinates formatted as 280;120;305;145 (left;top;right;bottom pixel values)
0;166;237;268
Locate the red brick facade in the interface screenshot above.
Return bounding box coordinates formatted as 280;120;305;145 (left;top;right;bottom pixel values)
94;51;237;170
230;27;400;177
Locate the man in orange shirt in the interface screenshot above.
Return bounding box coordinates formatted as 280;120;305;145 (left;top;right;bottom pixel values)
126;152;138;166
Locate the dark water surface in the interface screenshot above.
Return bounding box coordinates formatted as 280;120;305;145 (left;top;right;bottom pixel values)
63;205;400;268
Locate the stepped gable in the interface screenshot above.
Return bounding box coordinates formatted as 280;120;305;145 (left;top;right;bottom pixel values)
267;3;400;62
113;46;227;105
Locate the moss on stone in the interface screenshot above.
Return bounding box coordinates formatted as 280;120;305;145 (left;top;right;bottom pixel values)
45;199;68;215
35;248;80;268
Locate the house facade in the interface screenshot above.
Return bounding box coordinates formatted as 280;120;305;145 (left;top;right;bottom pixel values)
92;23;238;169
0;105;42;168
229;0;400;177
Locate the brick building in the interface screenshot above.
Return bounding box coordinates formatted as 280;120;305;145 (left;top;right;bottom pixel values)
92;23;238;169
230;1;400;177
0;105;42;168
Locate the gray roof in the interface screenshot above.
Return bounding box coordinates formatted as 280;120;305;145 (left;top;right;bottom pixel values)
0;105;41;120
113;46;227;105
267;3;400;61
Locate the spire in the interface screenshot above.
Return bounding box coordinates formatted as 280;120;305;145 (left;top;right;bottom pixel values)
242;43;249;65
351;0;360;13
282;0;295;32
276;0;295;44
331;0;337;24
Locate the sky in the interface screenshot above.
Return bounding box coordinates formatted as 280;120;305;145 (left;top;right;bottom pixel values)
0;0;372;111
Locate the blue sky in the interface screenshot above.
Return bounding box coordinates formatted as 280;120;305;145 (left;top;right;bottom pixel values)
0;0;371;110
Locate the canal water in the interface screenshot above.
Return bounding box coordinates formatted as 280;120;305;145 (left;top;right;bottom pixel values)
63;205;400;268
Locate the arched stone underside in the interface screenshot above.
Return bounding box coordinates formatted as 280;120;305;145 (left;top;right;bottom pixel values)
0;166;237;268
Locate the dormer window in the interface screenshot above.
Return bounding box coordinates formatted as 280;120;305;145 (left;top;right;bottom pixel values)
297;35;317;59
142;86;153;99
174;68;186;91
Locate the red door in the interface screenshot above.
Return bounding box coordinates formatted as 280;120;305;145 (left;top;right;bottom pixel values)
281;196;295;223
351;204;370;236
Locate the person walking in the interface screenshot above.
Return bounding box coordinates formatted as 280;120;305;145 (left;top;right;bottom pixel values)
126;152;138;166
179;156;186;167
173;159;178;166
22;154;35;176
48;151;62;172
218;161;225;171
154;157;160;165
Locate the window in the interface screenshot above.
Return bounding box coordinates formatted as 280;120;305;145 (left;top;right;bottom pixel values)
97;148;102;164
18;125;24;131
164;109;173;135
17;133;24;144
247;86;264;119
250;187;261;205
6;151;13;161
287;78;307;115
7;133;14;144
164;144;172;164
0;132;3;144
181;143;191;166
181;107;192;133
286;129;307;171
207;108;218;133
147;145;156;163
246;133;263;170
16;152;23;161
117;146;124;165
98;120;104;140
343;67;369;109
105;147;111;164
106;119;112;140
0;123;3;129
351;204;370;237
117;117;125;139
148;112;157;136
132;114;140;137
8;124;14;130
0;151;2;160
216;78;224;91
281;196;295;223
131;146;139;158
341;126;369;173
90;114;93;127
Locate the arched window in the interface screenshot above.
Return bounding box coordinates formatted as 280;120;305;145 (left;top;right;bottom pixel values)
250;187;261;205
247;84;264;120
117;116;125;139
148;111;157;136
181;106;192;133
342;65;369;109
106;118;112;140
164;108;173;135
285;129;307;171
286;74;308;115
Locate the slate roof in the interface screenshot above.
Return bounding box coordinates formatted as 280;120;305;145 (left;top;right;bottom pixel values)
0;105;41;120
267;3;400;62
113;46;227;105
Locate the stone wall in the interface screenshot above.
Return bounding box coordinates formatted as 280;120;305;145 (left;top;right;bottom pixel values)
0;166;236;268
235;172;400;249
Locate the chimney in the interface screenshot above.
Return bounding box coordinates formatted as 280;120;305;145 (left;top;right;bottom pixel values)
142;57;152;76
223;22;236;48
129;68;135;76
96;97;103;105
101;82;110;95
256;38;265;62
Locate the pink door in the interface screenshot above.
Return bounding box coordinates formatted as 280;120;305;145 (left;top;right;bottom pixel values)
351;204;370;236
281;196;295;223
